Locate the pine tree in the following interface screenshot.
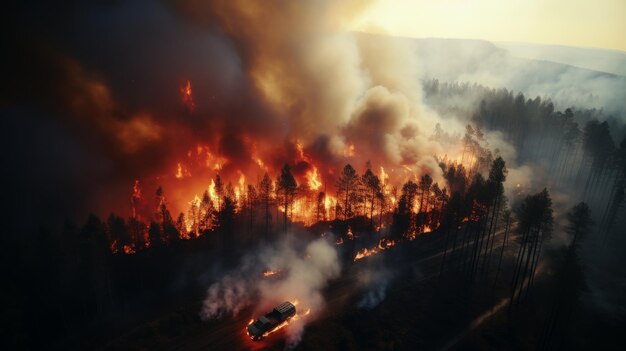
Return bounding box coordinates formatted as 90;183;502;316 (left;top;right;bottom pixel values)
258;172;273;235
276;164;297;231
336;164;360;219
362;168;381;229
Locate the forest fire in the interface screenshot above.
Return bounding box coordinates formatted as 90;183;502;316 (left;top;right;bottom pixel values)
94;57;503;257
9;0;626;350
108;147;469;255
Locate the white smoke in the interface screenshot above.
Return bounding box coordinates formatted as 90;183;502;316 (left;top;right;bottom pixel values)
200;235;341;347
357;266;393;309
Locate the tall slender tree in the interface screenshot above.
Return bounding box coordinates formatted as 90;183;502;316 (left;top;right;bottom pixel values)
258;172;273;235
362;168;381;229
336;164;360;219
276;164;297;231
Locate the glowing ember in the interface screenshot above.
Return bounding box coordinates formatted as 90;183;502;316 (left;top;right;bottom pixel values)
263;270;279;277
110;240;118;254
180;80;195;112
347;227;354;240
176;163;183;179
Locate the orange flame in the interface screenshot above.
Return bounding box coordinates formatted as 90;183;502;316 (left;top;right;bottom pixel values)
344;143;355;157
306;166;322;191
263;270;279;277
354;238;395;261
130;180;142;218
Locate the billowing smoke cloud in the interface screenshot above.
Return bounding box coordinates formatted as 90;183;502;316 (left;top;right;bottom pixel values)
165;0;480;190
7;0;596;224
200;235;341;346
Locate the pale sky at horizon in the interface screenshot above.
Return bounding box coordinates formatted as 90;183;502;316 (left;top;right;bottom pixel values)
350;0;626;52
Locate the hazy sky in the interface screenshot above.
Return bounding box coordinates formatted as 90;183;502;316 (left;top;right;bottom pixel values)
350;0;626;52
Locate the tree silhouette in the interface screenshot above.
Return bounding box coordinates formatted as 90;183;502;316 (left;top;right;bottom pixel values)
418;174;433;214
336;164;360;219
362;168;381;229
316;191;326;222
510;188;553;308
214;174;224;212
481;157;508;274
258;172;273;235
107;214;130;253
199;190;216;235
540;202;592;349
216;195;236;236
276;164;297;231
147;221;162;249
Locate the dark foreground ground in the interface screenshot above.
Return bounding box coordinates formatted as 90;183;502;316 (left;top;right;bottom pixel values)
93;227;626;351
96;229;534;351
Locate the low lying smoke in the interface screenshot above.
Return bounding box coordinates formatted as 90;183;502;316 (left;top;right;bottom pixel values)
200;235;341;346
414;37;626;118
356;266;393;309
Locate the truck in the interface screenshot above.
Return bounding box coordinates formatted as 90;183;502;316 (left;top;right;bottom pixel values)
246;301;296;341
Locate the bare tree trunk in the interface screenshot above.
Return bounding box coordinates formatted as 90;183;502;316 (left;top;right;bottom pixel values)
485;195;502;277
525;233;544;300
492;215;510;291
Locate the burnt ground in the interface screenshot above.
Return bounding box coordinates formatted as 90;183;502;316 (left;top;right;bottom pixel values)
96;229;529;351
